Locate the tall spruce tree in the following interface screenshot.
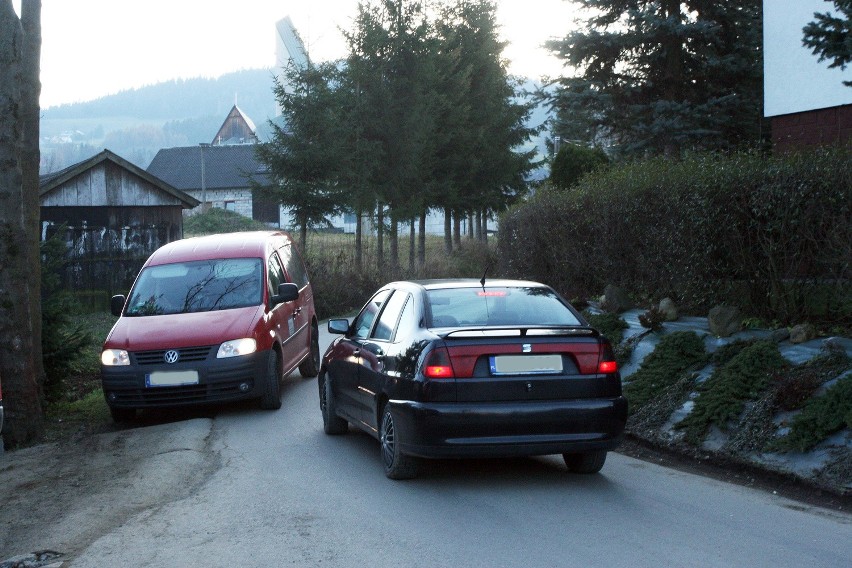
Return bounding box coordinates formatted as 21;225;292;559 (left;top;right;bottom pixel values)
546;0;764;156
255;61;347;250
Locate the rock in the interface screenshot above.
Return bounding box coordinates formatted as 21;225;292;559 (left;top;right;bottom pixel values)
658;297;679;321
601;285;632;313
789;323;817;344
708;305;741;337
770;328;791;343
820;337;846;355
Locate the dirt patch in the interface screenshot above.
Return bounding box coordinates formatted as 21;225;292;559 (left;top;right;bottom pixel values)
0;418;219;563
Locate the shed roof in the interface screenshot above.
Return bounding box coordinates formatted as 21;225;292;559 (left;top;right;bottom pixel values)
39;149;200;208
146;144;269;192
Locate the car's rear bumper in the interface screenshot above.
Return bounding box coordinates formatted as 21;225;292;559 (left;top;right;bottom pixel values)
388;396;628;459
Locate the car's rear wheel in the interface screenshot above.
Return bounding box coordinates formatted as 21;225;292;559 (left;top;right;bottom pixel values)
299;323;320;378
562;450;607;474
109;406;136;423
319;372;348;435
259;350;282;410
379;405;418;480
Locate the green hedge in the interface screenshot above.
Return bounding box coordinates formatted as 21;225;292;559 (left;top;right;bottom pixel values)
498;146;851;326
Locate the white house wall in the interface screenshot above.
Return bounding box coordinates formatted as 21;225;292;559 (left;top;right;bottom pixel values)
764;0;852;117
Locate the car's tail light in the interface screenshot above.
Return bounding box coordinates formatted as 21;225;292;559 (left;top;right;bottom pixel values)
597;340;618;374
423;346;455;379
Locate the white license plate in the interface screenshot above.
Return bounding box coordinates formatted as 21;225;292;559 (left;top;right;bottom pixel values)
490;354;563;375
146;370;199;387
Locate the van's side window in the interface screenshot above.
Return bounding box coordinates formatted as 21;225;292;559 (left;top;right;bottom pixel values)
268;253;287;298
279;243;309;289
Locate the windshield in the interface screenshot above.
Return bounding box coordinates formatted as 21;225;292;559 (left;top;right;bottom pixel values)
125;258;263;316
427;286;582;327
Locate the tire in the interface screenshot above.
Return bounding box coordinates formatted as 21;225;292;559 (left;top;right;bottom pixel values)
259;350;282;410
563;450;607;474
319;372;348;435
109;406;136;423
299;323;321;378
379;405;419;480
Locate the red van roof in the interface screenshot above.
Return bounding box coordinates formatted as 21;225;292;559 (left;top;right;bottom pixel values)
145;231;290;266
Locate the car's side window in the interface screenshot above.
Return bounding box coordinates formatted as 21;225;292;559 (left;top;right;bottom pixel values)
394;293;419;341
352;289;391;339
372;291;409;341
267;253;286;299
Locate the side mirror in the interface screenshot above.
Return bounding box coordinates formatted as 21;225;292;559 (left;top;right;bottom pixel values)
110;295;126;317
271;282;299;306
327;319;350;335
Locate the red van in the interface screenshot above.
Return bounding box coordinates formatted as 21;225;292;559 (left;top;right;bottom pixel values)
101;231;319;422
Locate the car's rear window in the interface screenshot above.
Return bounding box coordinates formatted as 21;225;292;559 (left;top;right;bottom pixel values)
125;258;263;316
427;286;582;327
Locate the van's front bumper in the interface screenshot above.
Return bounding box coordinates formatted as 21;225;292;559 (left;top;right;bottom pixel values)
101;348;273;409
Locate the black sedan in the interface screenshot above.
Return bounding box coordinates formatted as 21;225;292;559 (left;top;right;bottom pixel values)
318;279;627;479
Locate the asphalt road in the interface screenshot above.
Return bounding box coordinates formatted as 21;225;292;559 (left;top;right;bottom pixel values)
61;326;851;567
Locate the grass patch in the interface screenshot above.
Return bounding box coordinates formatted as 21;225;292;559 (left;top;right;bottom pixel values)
624;331;707;411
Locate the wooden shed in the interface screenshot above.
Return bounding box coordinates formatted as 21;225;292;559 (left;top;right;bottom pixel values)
40;149;199;303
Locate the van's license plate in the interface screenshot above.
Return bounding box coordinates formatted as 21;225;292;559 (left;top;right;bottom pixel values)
146;370;199;387
490;354;563;375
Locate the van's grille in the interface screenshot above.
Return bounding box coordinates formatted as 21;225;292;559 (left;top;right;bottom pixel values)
110;379;255;406
133;346;214;366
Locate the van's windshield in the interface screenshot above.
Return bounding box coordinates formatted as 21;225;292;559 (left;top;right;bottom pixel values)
125;258;263;316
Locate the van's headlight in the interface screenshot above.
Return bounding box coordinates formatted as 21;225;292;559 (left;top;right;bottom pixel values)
101;349;130;366
217;338;257;358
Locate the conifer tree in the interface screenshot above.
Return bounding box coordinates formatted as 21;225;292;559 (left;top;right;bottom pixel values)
547;0;763;156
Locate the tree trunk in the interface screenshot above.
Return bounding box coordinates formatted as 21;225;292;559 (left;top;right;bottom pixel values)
408;218;415;273
22;0;43;387
443;206;452;254
389;212;399;275
467;213;474;240
376;205;384;270
0;0;44;447
418;212;426;268
355;205;363;271
453;212;461;249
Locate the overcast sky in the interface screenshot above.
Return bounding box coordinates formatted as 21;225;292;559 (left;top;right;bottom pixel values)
13;0;580;108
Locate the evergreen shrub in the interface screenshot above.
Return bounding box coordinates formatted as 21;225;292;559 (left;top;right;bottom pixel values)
498;146;852;327
677;340;787;444
623;331;706;411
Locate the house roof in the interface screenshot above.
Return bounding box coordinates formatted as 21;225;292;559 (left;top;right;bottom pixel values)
40;149;200;208
146;144;269;192
212;105;259;145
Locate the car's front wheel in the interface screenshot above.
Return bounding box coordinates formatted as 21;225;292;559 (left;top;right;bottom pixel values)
562;450;607;474
379;405;418;480
319;372;347;435
259;350;282;410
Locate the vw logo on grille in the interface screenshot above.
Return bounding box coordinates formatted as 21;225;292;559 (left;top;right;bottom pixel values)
163;350;180;364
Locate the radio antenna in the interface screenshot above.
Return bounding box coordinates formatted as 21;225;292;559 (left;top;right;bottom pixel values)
480;263;490;288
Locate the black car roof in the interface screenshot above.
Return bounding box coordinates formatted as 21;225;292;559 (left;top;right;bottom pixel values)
398;279;550;291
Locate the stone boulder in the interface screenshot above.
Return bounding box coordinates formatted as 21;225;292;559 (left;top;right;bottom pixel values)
708;305;741;337
658;298;679;321
600;285;632;313
789;323;817;344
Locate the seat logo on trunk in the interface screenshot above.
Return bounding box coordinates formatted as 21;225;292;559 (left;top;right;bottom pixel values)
522;344;532;353
164;350;180;364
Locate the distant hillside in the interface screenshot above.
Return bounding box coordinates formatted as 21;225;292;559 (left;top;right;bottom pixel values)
39;69;553;179
40;69;278;172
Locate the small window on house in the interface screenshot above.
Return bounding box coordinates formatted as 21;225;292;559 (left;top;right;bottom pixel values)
224;201;237;211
